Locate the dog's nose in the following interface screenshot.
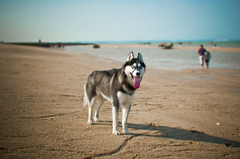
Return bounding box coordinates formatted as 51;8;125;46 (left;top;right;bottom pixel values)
136;72;140;76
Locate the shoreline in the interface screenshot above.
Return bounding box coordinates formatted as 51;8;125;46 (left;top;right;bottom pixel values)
3;42;240;53
63;43;240;71
0;44;239;158
3;42;94;48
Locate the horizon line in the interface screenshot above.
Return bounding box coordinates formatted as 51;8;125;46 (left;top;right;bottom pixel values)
2;39;240;44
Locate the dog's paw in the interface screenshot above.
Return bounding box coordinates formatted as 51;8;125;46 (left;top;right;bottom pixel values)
123;129;132;135
94;117;100;122
112;130;120;135
87;119;93;125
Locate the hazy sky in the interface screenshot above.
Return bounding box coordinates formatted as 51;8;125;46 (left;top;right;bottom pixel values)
1;0;240;42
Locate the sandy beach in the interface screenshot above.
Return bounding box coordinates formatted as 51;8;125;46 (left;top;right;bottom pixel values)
0;44;240;158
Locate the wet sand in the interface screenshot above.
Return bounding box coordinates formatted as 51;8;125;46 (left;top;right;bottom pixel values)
100;44;240;53
0;44;240;158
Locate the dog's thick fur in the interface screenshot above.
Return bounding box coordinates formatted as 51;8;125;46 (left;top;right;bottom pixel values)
83;52;146;135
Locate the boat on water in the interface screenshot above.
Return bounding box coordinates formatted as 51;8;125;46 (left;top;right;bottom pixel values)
158;43;173;49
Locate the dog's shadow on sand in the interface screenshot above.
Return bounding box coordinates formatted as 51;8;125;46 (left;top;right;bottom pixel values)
96;121;240;147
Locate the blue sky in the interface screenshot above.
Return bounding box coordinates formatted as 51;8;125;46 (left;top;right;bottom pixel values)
0;0;240;42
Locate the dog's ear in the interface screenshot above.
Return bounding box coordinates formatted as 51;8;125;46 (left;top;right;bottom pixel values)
137;53;144;63
126;51;134;62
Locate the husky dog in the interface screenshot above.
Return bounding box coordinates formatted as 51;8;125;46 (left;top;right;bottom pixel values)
83;52;146;135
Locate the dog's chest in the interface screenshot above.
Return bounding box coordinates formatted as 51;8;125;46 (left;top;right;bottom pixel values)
117;91;135;106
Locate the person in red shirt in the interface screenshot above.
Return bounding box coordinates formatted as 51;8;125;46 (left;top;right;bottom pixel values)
198;45;209;69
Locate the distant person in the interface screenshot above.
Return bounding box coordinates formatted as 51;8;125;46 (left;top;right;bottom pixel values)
205;52;211;69
198;44;209;69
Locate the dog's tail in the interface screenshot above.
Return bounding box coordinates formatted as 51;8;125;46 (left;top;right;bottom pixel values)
83;82;90;107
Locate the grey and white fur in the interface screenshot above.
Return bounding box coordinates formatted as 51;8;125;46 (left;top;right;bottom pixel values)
83;52;146;135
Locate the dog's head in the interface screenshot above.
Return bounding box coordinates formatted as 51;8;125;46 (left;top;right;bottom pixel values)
123;52;146;89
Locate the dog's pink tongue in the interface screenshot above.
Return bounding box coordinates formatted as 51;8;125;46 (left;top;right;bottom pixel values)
134;76;140;89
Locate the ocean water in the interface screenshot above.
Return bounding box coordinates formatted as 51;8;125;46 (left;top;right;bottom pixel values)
64;45;240;71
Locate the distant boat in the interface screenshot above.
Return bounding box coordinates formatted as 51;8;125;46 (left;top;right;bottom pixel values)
93;44;100;49
163;43;173;49
159;43;173;49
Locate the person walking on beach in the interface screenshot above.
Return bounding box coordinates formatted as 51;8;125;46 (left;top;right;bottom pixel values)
205;51;211;69
198;44;209;69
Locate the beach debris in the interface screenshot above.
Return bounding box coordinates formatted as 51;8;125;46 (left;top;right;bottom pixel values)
216;122;221;126
145;122;157;127
147;122;157;127
190;130;203;134
224;143;234;147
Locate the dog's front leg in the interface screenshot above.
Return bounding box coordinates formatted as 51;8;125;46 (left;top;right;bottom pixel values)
122;104;132;134
87;105;93;125
112;105;120;135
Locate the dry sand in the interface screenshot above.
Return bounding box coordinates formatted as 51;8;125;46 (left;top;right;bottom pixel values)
0;44;240;158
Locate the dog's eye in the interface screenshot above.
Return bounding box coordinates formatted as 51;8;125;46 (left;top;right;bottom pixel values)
132;63;137;69
138;64;142;69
